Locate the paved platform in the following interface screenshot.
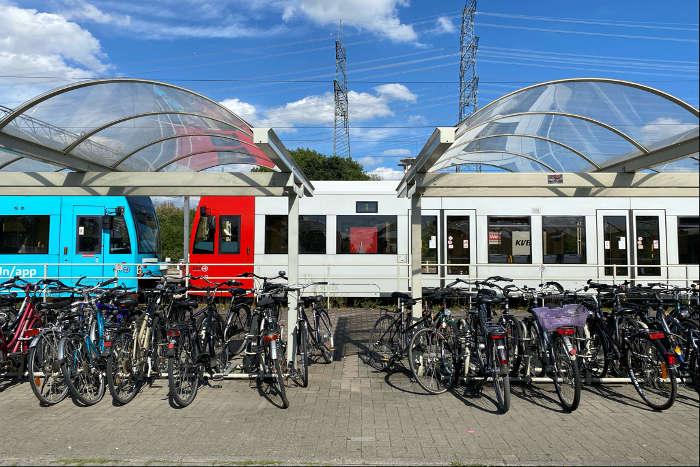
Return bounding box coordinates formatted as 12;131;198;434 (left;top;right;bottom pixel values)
1;309;698;465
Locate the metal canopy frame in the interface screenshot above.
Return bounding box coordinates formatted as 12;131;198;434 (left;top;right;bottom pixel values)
397;78;700;316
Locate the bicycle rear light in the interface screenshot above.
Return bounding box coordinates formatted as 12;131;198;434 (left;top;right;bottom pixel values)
556;328;576;336
104;340;112;348
24;328;40;338
489;334;505;340
167;329;180;337
263;333;280;344
648;331;665;340
665;353;677;366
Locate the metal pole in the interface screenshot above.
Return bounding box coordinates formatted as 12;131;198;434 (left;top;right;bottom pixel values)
410;194;423;319
183;195;190;264
287;194;300;362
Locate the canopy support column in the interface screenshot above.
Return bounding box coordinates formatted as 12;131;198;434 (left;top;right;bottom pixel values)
410;194;423;319
183;196;190;263
286;193;300;362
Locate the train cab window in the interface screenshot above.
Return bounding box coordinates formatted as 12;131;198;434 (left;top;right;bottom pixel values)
0;215;50;254
446;216;470;275
109;216;131;254
542;216;586;264
193;214;216;254
336;215;397;254
300;215;326;254
76;216;102;254
678;217;699;265
421;216;438;274
487;216;531;264
265;215;288;254
219;216;241;254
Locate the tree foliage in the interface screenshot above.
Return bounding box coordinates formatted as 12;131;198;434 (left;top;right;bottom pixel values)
255;147;379;180
156;203;184;261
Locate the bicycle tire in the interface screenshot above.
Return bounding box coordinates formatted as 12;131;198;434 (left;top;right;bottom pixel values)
258;341;289;409
224;304;251;357
296;322;309;387
28;331;68;406
408;327;454;394
501;315;522;377
524;320;546;378
315;309;334;363
491;340;511;414
364;314;396;371
628;335;677;411
106;330;141;406
584;322;609;379
60;333;105;406
550;333;581;412
167;332;201;408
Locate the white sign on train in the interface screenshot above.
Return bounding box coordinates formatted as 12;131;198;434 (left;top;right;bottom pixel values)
0;266;39;278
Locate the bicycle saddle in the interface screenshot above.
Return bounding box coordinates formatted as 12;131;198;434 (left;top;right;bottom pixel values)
302;295;324;307
476;290;504;305
228;287;247;297
115;297;138;309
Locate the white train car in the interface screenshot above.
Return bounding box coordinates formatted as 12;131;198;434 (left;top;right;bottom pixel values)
191;181;699;297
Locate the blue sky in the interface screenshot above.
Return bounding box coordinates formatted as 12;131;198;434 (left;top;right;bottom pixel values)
1;0;698;178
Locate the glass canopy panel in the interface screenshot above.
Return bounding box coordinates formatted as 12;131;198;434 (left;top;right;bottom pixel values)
2;81;249;155
436;134;596;172
459;80;698;158
71;113;250;167
653;156;700;172
1;157;63;171
458;114;638;166
156;152;262;172
118;135;272;172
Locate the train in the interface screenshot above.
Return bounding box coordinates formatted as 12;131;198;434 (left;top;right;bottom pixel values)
0;196;161;290
188;181;699;296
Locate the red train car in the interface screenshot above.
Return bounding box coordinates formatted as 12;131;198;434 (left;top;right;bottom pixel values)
188;196;255;290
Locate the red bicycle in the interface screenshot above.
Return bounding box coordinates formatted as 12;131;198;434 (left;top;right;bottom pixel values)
0;277;42;379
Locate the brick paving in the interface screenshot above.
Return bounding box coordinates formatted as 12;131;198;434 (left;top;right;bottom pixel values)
0;308;698;466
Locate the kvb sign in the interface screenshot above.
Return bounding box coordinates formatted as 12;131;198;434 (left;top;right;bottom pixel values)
512;231;531;256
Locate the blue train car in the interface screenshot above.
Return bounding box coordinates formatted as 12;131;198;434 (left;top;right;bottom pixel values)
0;196;161;290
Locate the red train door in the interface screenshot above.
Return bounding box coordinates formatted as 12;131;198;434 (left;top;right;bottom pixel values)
189;196;255;291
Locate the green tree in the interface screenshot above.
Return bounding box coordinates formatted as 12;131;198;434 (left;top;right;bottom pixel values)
256;148;379;180
156;203;184;261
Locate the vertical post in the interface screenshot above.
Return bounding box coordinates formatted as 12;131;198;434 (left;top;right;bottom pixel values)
287;193;300;362
410;194;423;319
183;196;190;264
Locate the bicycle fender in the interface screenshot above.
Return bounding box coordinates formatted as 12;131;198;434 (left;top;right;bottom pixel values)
56;336;71;363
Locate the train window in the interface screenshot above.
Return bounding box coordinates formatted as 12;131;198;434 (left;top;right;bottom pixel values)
127;197;159;254
336;216;397;254
300;215;326;254
446;216;470;275
265;215;288;254
109;216;131;254
603;216;628;276
219;216;241;254
635;216;661;276
487;216;531;264
678;217;699;265
193;214;216;254
0;215;50;254
356;201;378;213
76;216;102;254
422;216;438;274
542;217;586;264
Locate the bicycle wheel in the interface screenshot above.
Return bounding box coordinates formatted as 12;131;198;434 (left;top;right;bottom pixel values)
293;322;309;387
627;335;677;411
501;315;522;377
258;341;289;409
689;349;699;394
224;304;250;357
60;333;105;406
584;323;609;379
408;327;454;394
28;330;68;406
106;330;141;406
524;320;546;378
550;333;581;412
314;309;334;363
365;314;396;371
491;340;511;414
207;312;227;372
168;332;201;408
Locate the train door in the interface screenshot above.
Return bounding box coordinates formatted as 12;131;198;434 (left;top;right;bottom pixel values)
189;196;255;290
421;209;440;288
443;210;476;281
597;210;630;278
632;210;666;279
103;206;138;289
62;204;106;285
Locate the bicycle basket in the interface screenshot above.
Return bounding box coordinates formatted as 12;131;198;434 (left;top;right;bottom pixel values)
533;304;589;331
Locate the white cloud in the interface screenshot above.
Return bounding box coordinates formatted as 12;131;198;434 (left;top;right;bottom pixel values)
435;16;456;34
383;148;411;156
282;0;417;42
358;155;380;166
220;98;259;123
0;2;109;105
375;83;417;102
368;166;404;180
641;117;697;143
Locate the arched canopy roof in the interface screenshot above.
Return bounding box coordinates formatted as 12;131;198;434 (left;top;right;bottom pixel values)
402;79;699;186
0;79;311;194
